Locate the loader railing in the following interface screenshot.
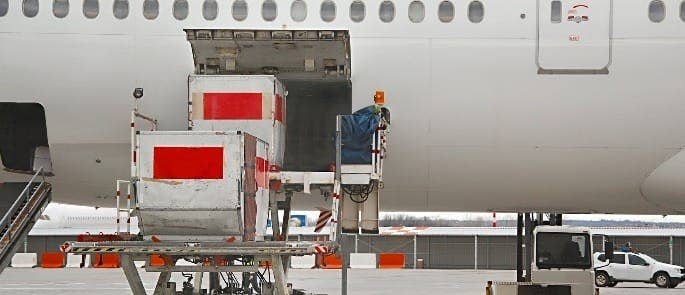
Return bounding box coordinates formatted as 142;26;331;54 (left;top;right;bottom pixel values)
0;167;52;274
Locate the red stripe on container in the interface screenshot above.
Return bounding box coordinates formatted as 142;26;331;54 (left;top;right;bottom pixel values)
153;147;223;179
256;157;269;189
203;93;262;120
274;94;284;123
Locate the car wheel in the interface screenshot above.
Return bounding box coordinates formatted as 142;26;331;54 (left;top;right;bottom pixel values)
595;271;610;287
654;272;671;288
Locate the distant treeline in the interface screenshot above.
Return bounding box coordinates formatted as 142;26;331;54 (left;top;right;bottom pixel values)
377;214;685;228
303;214;685;228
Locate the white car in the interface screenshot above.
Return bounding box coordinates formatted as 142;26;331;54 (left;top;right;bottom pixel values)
594;252;685;288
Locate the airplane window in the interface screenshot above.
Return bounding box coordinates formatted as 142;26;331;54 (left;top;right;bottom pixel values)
53;0;69;18
408;1;425;23
438;1;454;23
291;0;307;22
350;1;365;22
321;0;336;22
550;0;561;23
468;1;483;23
232;0;248;21
22;0;39;18
681;1;685;22
83;0;99;19
113;0;128;20
648;0;665;23
379;1;395;23
262;0;277;21
173;0;188;20
0;0;6;17
203;0;218;21
143;0;159;20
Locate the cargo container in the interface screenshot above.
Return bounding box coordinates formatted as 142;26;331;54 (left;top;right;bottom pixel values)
188;75;286;168
135;131;269;241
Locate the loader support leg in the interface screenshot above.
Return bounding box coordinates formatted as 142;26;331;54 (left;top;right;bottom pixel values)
271;255;289;295
153;271;173;295
193;272;204;295
209;273;220;294
121;254;147;295
270;190;281;240
360;188;379;234
280;191;293;277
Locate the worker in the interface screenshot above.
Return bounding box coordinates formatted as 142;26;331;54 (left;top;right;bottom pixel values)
620;242;631;252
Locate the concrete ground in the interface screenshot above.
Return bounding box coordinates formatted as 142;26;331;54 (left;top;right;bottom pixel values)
0;268;683;294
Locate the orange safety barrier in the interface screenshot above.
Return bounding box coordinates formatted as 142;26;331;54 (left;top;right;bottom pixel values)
321;254;342;269
40;252;65;268
378;253;405;269
149;255;166;267
93;253;120;268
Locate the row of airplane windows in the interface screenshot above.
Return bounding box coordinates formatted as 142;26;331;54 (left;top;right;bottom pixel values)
0;0;681;24
0;0;486;23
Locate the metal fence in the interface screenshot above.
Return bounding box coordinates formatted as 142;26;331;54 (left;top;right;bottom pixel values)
347;234;685;269
22;234;685;269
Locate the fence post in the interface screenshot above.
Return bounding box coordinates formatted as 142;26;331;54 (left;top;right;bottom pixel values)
355;234;358;253
670;236;674;265
413;235;417;269
474;235;478;270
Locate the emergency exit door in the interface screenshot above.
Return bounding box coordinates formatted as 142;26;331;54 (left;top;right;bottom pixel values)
537;0;612;73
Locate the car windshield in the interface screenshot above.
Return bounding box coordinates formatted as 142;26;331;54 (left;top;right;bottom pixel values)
536;232;592;269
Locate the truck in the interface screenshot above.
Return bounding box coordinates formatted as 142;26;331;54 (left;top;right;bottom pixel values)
491;225;612;295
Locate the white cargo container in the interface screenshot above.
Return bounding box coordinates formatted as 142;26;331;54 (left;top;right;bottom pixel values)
135;131;269;241
188;75;286;168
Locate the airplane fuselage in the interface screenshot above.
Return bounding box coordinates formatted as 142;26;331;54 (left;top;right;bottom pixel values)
1;0;684;214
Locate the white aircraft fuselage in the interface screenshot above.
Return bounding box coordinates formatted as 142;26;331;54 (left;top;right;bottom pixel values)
1;0;684;214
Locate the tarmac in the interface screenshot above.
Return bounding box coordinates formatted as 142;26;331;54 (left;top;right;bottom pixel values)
0;268;683;294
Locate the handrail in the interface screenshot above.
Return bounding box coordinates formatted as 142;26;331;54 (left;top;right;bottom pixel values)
0;167;45;238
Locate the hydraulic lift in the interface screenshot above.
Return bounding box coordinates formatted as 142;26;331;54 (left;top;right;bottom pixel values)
65;240;332;295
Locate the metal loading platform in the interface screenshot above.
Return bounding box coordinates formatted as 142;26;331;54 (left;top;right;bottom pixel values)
0;168;52;274
65;240;334;295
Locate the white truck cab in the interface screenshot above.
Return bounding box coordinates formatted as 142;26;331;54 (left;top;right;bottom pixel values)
492;225;597;295
532;226;595;295
594;251;685;288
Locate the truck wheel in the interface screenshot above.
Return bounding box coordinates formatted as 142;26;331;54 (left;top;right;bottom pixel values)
654;272;671;288
595;271;610;287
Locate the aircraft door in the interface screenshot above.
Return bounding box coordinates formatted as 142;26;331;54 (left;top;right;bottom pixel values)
537;0;612;73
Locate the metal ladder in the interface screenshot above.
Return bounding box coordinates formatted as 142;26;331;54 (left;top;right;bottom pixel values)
0;168;52;274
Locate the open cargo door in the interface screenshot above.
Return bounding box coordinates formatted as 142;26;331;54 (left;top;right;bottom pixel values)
185;29;350;80
185;29;352;171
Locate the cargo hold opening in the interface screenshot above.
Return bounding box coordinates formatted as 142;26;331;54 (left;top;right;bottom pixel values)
185;29;352;171
0;102;53;175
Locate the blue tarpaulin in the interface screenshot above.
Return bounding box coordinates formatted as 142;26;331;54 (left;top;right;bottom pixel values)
341;105;380;164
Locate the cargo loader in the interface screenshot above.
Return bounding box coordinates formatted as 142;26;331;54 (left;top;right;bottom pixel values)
62;29;390;295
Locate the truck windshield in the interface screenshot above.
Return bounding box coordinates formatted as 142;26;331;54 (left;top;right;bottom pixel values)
536;232;591;269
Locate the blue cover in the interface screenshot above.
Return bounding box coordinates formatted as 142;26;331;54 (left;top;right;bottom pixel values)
341;105;380;164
